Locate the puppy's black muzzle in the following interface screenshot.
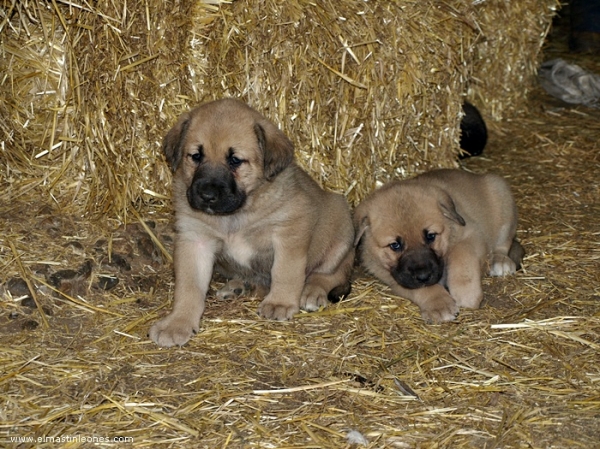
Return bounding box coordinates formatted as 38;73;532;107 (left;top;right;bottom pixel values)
187;165;246;214
393;248;444;289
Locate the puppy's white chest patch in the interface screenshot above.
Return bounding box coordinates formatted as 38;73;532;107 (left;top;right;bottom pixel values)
224;234;255;268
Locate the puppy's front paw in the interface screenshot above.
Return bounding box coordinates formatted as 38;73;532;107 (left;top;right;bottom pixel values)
300;284;329;312
489;254;517;277
149;313;198;347
420;294;459;324
257;295;299;320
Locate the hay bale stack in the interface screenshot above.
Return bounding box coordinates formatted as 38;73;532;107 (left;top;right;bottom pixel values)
191;0;478;205
0;0;199;215
469;0;561;120
0;0;558;217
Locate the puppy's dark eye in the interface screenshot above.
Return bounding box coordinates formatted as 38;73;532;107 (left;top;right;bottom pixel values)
189;145;203;164
389;239;403;252
424;231;437;244
227;150;244;170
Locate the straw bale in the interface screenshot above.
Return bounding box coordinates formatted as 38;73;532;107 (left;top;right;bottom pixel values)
1;0;558;217
0;0;200;217
187;0;476;205
468;0;561;121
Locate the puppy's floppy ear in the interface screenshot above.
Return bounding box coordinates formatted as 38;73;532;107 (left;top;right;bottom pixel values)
439;193;466;226
163;112;191;172
353;204;371;247
254;120;294;181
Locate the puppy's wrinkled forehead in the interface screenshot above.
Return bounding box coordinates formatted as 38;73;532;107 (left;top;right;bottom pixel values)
186;100;260;159
370;186;442;243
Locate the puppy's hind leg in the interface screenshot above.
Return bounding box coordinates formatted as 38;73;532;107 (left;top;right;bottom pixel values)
489;240;525;276
489;223;524;277
216;279;266;300
300;247;355;312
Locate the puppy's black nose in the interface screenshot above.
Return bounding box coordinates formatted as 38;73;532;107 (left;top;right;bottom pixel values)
394;249;443;289
412;266;432;283
199;184;219;203
187;167;247;214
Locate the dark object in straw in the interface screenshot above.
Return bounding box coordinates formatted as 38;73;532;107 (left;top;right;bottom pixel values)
459;102;487;158
538;59;600;108
569;0;600;53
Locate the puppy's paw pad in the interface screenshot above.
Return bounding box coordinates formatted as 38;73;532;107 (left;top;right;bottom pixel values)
149;314;198;347
489;254;516;277
216;279;252;301
257;298;299;321
300;284;329;312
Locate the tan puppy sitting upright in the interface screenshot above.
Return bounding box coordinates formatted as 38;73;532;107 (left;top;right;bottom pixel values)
354;169;524;323
149;98;355;347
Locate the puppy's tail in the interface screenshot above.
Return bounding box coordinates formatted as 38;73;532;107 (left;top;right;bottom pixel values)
508;239;525;271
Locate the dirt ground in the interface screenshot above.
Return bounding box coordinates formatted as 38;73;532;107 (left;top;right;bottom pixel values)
1;14;599;449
